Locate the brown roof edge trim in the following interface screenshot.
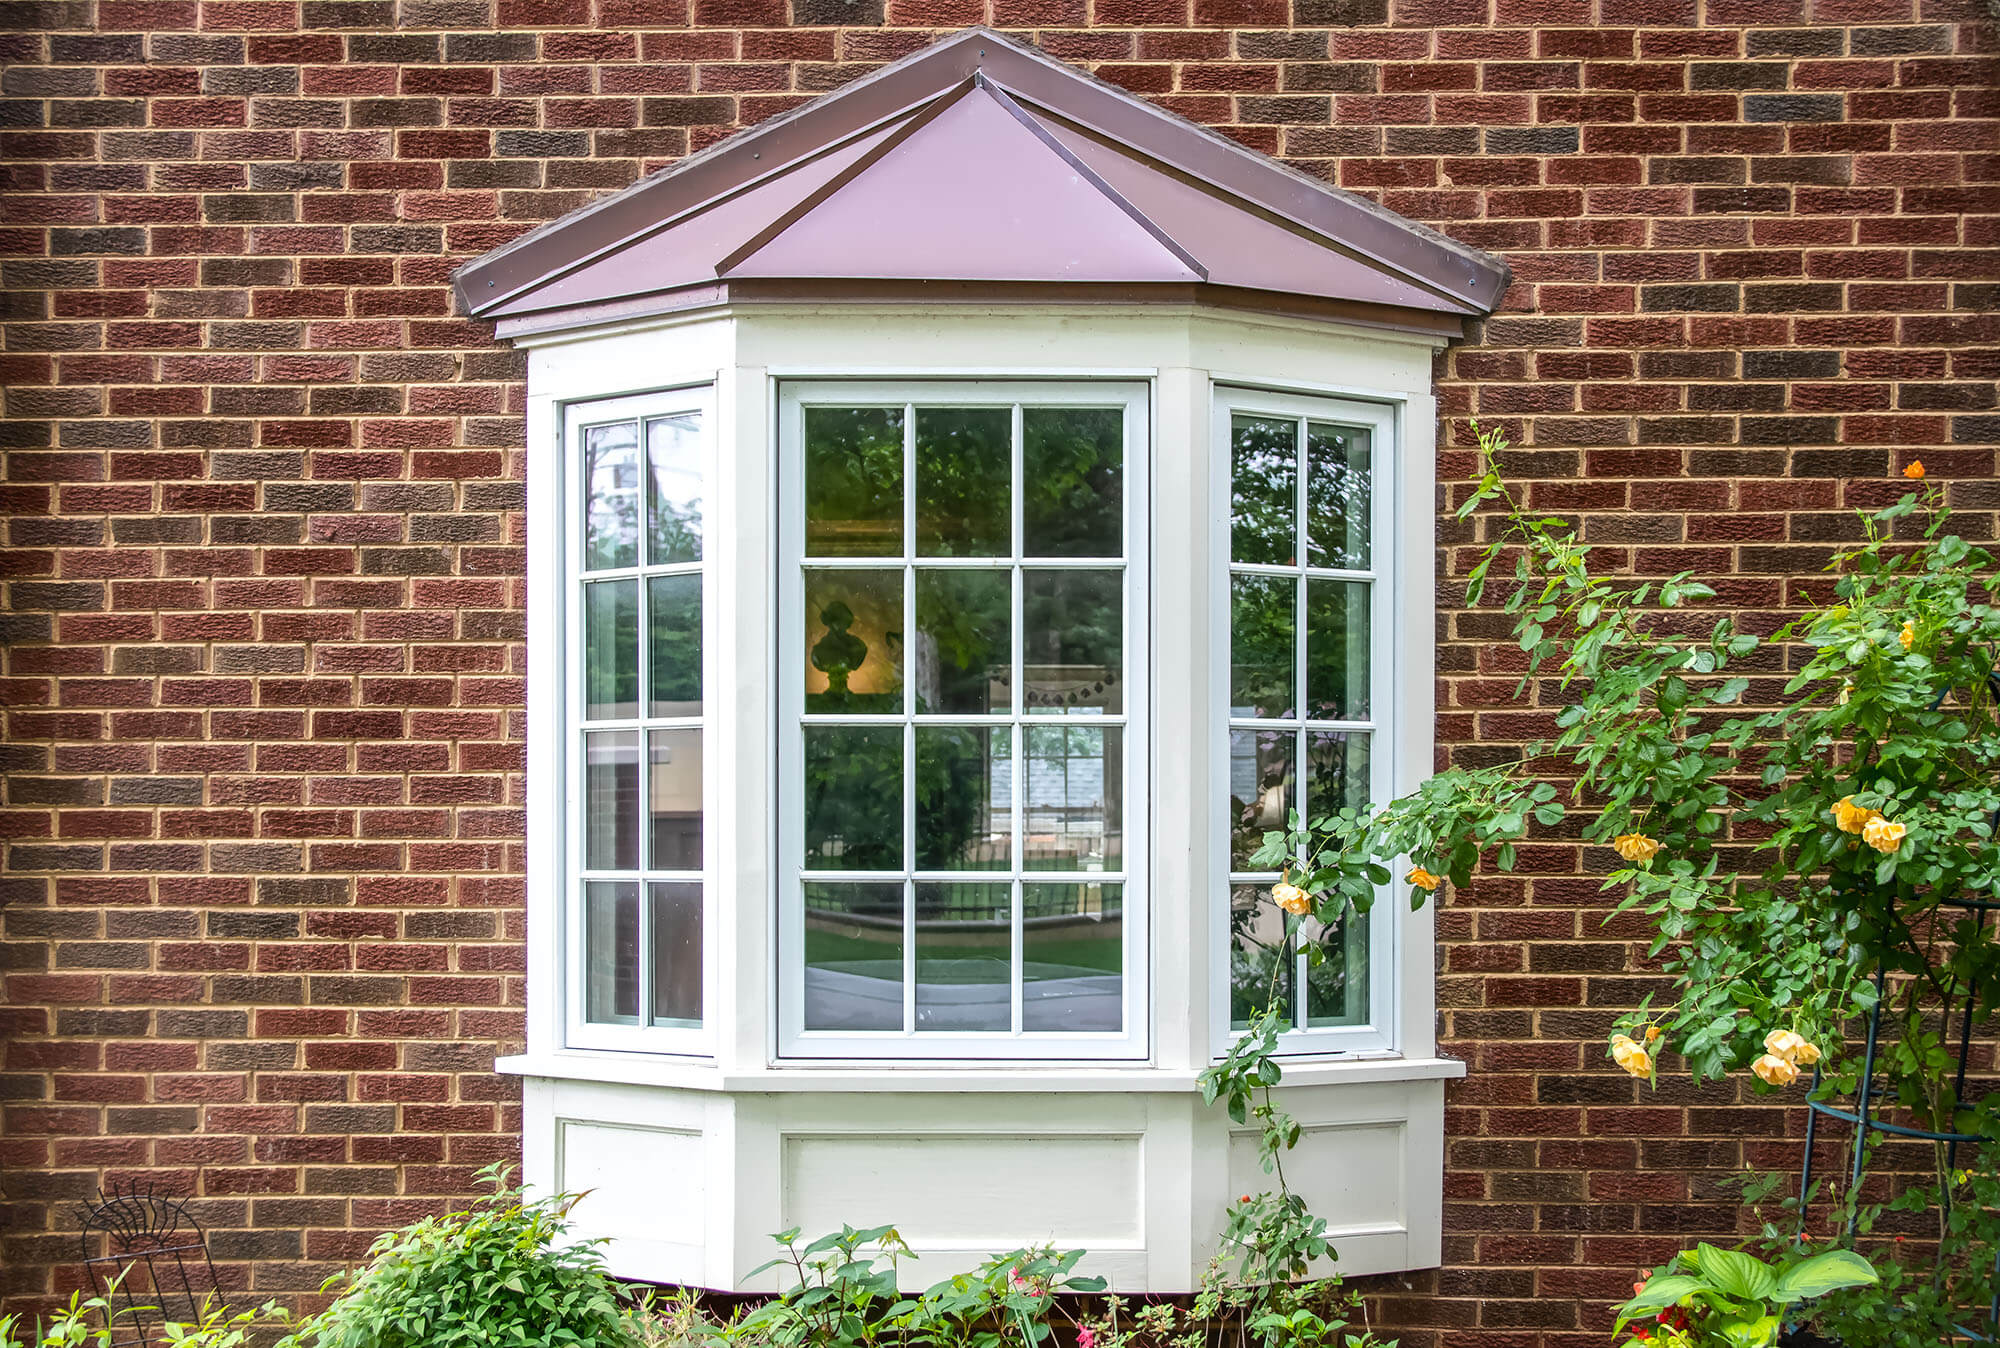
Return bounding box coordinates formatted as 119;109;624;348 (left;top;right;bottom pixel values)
453;30;999;314
454;27;1510;321
488;280;1470;344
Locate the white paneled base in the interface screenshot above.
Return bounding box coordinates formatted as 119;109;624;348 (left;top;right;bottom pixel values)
526;1073;1447;1293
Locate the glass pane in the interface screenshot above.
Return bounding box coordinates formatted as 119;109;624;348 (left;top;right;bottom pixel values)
1305;904;1368;1028
1306;421;1369;570
1023;407;1122;557
1228;883;1294;1031
805;406;903;557
915;726;1011;871
1229;572;1293;719
803;725;902;871
583;420;640;571
914;882;1010;1032
1228;727;1295;871
1305;730;1370;822
803;882;904;1031
1023;725;1121;872
1231;414;1296;566
1023;882;1122;1033
915;407;1010;557
584;880;639;1024
1023;569;1121;714
583;579;638;721
804;568;903;714
649;881;701;1027
913;569;1010;714
646;412;703;564
649;728;702;871
584;730;640;871
1306;579;1371;721
648;573;701;717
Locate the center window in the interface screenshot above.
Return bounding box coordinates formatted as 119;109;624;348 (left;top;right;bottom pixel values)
777;382;1150;1060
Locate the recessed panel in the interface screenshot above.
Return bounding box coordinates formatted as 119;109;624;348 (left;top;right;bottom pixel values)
1227;1121;1404;1240
559;1120;705;1248
784;1133;1143;1247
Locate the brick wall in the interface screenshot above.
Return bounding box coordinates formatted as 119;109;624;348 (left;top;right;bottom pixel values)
2;0;1997;1341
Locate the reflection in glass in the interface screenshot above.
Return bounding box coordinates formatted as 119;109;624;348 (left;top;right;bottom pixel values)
1023;882;1122;1032
1228;728;1295;870
1305;730;1370;821
584;579;638;721
1023;569;1121;714
648;573;700;717
1306;580;1370;721
1306;422;1369;570
584;730;639;871
585;880;639;1024
1305;904;1367;1027
803;726;902;871
914;569;1010;714
1231;414;1296;566
649;728;702;871
584;420;640;571
914;882;1010;1032
1023;407;1122;557
805;406;904;557
915;727;1011;871
1023;725;1121;871
804;569;903;714
916;408;1010;557
803;882;904;1031
649;881;701;1027
1230;573;1294;718
646;413;703;564
1228;883;1293;1030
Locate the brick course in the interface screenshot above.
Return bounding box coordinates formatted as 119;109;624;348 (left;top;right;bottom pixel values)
2;1;1998;1342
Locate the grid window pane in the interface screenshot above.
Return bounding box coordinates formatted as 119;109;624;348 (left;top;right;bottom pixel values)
1305;421;1369;570
647;414;703;564
914;569;1010;714
649;881;701;1027
914;882;1011;1032
916;408;1011;557
649;728;702;871
584;421;641;571
1023;407;1122;557
1023;882;1122;1032
804;882;905;1031
1306;579;1370;722
804;725;903;871
1023;569;1122;714
584;579;639;721
1024;725;1121;872
805;568;904;714
1304;907;1368;1028
1228;883;1293;1031
584;730;640;871
805;406;904;557
1230;414;1296;566
1229;573;1294;719
648;574;701;718
915;727;1011;871
1228;727;1295;870
585;880;640;1024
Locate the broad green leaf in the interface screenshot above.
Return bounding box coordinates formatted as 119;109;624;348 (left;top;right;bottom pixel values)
1695;1244;1778;1301
1774;1248;1879;1302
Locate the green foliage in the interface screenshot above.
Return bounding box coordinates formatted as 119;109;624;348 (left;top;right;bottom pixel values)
0;1293;284;1348
1615;1243;1877;1348
278;1164;636;1348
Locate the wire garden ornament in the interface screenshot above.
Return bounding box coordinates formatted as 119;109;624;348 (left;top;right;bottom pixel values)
77;1183;226;1348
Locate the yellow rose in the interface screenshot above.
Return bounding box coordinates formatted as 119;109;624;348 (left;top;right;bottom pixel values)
1862;816;1907;854
1612;833;1661;863
1831;796;1878;835
1899;621;1915;651
1271;881;1311;915
1406;866;1441;892
1904;461;1925;480
1763;1029;1819;1066
1645;1025;1663;1043
1752;1053;1800;1087
1610;1034;1651;1079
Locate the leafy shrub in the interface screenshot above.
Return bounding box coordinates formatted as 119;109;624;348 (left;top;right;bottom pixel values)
0;1292;277;1348
279;1163;636;1348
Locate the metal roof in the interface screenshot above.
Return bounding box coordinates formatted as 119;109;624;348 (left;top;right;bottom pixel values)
453;27;1510;335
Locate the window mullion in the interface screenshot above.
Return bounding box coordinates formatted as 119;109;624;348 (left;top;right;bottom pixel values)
902;402;917;1036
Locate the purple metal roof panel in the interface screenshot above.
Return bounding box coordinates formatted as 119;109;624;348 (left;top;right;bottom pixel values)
722;85;1202;285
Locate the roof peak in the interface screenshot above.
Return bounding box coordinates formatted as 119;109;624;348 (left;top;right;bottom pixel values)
453;26;1508;332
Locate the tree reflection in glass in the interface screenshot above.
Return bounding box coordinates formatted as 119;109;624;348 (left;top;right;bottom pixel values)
916;408;1010;556
1023;569;1121;713
803;726;901;870
1024;408;1121;557
1305;421;1368;570
1229;573;1293;718
805;406;903;557
1230;414;1295;566
914;569;1009;714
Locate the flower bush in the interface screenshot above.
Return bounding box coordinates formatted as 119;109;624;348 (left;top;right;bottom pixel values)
1228;423;1998;1341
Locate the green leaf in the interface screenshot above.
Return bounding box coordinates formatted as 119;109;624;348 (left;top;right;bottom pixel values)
1695;1244;1778;1301
1773;1249;1879;1303
1615;1275;1702;1327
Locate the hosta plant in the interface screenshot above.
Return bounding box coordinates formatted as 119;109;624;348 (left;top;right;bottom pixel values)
1615;1244;1878;1348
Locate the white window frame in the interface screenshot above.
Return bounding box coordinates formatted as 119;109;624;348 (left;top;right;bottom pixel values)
776;379;1152;1062
1208;385;1401;1059
562;385;719;1058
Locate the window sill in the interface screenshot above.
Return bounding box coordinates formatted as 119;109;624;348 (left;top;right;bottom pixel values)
496;1050;1465;1093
